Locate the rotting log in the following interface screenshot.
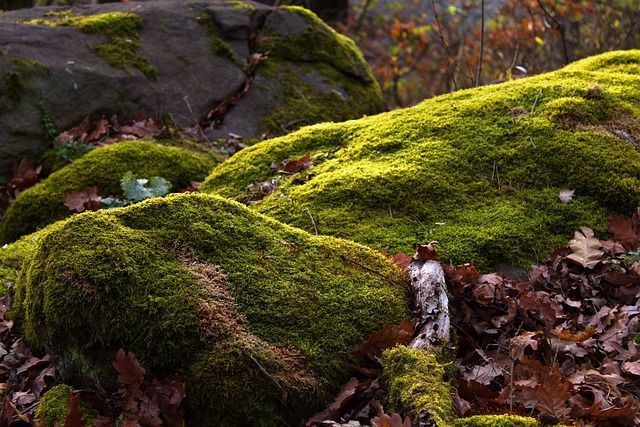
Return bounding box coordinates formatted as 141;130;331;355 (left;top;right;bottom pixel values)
381;259;455;426
407;259;450;351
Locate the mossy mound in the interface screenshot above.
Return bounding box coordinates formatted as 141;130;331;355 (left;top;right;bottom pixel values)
13;193;410;426
0;234;40;296
383;346;455;426
201;50;640;270
0;141;217;244
453;414;541;427
35;384;97;427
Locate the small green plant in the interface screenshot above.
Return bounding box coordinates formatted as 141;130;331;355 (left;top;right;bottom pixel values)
100;171;170;209
64;171;171;213
42;115;58;141
607;251;640;272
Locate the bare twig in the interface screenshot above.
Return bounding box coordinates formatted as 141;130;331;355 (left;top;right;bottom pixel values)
531;88;543;113
475;0;485;87
431;0;458;91
305;207;318;235
242;350;289;394
339;254;403;287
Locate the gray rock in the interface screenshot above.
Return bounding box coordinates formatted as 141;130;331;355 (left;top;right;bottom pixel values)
0;0;381;181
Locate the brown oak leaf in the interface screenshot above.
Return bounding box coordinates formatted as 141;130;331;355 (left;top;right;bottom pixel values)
279;152;313;174
353;320;414;360
63;391;87;427
608;215;640;250
63;187;102;213
113;348;146;385
566;226;604;269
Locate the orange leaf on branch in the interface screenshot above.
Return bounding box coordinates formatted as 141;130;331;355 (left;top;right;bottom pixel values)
550;327;596;342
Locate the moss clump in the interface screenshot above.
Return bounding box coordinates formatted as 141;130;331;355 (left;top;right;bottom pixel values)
14;193;410;426
0;234;40;295
231;0;258;11
22;10;157;81
383;345;454;426
258;6;376;82
196;13;237;62
35;384;97;427
201;50;640;270
0;140;217;244
252;6;382;137
257;61;382;137
454;414;540;427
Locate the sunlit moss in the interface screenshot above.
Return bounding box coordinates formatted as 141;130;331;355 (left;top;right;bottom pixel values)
383;345;455;426
14;193;410;426
201;50;640;270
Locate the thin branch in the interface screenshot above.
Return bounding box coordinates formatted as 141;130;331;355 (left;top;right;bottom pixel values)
305;207;318;235
242;349;283;392
531;88;543;113
475;0;485;87
431;0;458;91
339;254;403;287
534;0;569;65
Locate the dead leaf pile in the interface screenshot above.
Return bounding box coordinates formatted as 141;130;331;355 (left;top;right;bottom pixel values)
56;113;164;149
448;217;640;426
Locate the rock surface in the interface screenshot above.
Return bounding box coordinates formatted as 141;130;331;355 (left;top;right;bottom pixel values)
0;0;381;180
201;50;640;270
13;192;409;426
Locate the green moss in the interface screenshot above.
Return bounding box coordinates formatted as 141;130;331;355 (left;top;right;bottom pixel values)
454;414;539;427
258;6;376;82
383;345;454;426
196;13;237;62
21;10;157;81
35;384;97;427
0;234;40;295
2;71;24;104
11;57;47;69
257;61;382;137
252;6;382;137
201;50;640;270
0;140;217;244
231;1;258;11
14;193;410;426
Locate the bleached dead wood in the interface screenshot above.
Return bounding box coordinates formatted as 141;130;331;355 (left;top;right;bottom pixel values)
407;259;450;350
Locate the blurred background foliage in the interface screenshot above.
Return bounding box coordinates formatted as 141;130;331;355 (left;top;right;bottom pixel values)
2;0;639;109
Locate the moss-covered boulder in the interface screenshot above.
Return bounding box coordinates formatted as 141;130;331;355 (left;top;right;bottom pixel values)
0;140;216;244
0;0;381;181
201;50;640;270
14;192;409;426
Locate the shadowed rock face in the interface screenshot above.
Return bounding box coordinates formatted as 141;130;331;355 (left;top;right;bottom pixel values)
0;0;381;180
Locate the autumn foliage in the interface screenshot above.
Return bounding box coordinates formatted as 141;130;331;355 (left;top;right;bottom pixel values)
340;0;640;108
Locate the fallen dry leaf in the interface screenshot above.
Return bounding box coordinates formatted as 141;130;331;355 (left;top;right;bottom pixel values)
63;186;102;213
113;348;146;385
566;226;604;268
353;320;414;360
